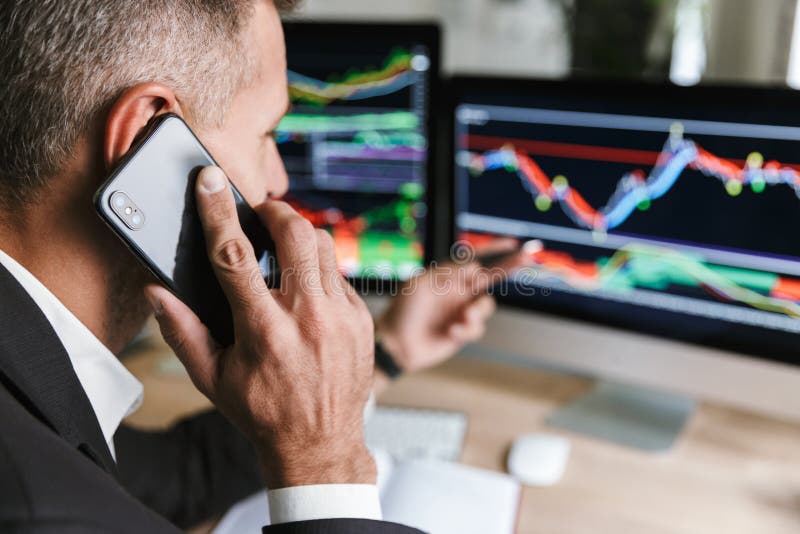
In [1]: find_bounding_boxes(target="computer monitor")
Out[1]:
[277,22,439,281]
[451,77,800,426]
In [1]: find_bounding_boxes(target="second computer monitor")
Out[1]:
[452,77,800,365]
[278,22,439,281]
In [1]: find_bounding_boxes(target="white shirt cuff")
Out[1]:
[267,484,382,524]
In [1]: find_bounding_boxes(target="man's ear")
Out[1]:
[104,83,184,171]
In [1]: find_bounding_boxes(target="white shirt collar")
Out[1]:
[0,249,143,460]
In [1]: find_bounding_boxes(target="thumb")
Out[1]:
[144,284,219,398]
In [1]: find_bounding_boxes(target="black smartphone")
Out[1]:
[94,113,278,346]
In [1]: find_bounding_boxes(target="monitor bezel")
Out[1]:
[281,21,441,293]
[447,75,800,366]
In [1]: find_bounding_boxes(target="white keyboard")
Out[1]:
[365,406,468,462]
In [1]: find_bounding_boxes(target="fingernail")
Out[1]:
[523,239,544,254]
[198,166,227,194]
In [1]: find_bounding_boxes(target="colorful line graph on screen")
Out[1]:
[286,185,425,277]
[288,49,415,105]
[288,192,423,236]
[464,126,800,232]
[462,232,800,318]
[277,111,419,135]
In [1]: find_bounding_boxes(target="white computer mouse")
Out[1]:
[507,433,571,487]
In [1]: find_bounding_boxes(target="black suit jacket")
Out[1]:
[0,262,421,533]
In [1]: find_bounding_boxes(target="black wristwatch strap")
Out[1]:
[374,340,403,380]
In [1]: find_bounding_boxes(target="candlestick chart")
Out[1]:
[278,40,431,280]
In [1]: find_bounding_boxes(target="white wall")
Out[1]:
[704,0,796,83]
[290,0,571,77]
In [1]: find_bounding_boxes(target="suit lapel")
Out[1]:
[0,262,118,477]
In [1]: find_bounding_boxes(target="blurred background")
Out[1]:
[289,0,800,87]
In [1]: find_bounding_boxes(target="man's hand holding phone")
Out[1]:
[144,166,376,489]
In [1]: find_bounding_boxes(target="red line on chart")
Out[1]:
[464,134,800,173]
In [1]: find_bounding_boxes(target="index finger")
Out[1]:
[195,166,275,319]
[471,246,536,293]
[474,237,520,256]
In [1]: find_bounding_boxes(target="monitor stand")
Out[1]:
[546,381,695,452]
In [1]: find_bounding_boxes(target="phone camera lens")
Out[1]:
[110,191,145,231]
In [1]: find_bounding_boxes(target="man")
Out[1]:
[0,0,521,532]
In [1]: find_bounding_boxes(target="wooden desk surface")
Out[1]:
[124,336,800,534]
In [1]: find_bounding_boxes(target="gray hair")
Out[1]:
[0,0,297,208]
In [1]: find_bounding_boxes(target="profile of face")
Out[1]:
[99,1,290,348]
[193,1,291,207]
